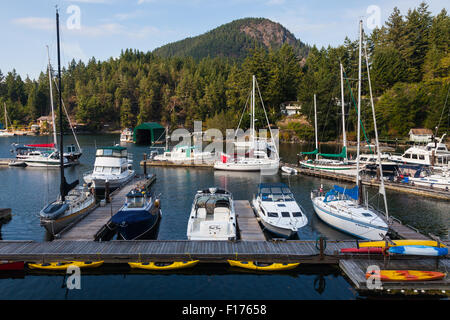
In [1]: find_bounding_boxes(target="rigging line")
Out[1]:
[254,78,279,159]
[342,65,372,153]
[52,76,82,152]
[435,83,450,136]
[236,88,252,134]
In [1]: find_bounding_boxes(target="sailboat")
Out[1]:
[0,103,15,137]
[299,68,357,174]
[213,75,279,172]
[39,9,96,236]
[311,20,389,240]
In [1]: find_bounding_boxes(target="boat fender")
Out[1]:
[154,199,160,208]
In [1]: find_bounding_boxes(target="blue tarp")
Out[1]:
[324,185,359,202]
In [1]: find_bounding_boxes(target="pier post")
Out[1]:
[105,181,110,204]
[143,153,147,175]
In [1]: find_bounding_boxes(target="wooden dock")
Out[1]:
[55,174,156,241]
[291,164,450,201]
[235,200,266,241]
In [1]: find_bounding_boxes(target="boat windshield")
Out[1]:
[260,186,294,202]
[127,195,145,208]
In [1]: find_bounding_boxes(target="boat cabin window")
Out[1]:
[111,167,120,174]
[362,212,372,217]
[404,153,411,158]
[94,166,103,173]
[267,212,278,218]
[412,154,418,159]
[292,212,303,217]
[127,196,145,208]
[419,155,425,160]
[281,212,290,218]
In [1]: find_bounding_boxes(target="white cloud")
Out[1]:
[12,17,54,31]
[61,42,88,61]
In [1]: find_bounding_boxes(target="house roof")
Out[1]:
[409,128,433,135]
[37,116,52,121]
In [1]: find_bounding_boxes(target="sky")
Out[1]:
[0,0,447,80]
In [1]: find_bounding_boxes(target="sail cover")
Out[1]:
[319,147,347,158]
[332,185,359,201]
[301,149,318,155]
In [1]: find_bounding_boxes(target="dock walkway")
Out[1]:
[56,174,156,241]
[235,200,266,241]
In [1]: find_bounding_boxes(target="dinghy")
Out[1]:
[281,166,297,175]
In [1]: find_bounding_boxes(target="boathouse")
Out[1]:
[133,122,166,145]
[409,128,433,143]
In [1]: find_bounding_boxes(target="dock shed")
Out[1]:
[133,122,166,145]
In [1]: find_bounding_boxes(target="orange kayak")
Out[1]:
[366,270,446,282]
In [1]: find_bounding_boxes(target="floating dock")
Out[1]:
[235,200,266,241]
[55,174,156,241]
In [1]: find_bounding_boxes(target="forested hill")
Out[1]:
[152,18,309,60]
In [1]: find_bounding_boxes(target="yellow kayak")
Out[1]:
[359,240,447,248]
[228,260,300,271]
[366,270,446,282]
[128,261,199,271]
[28,261,104,270]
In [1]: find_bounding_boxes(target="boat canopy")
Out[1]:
[318,146,347,158]
[324,185,359,202]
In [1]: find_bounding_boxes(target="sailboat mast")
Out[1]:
[314,94,318,161]
[47,46,58,148]
[364,36,389,221]
[56,8,65,202]
[251,75,256,148]
[340,63,347,161]
[356,20,363,190]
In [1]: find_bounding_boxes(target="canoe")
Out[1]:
[128,261,199,271]
[340,247,383,254]
[388,245,448,257]
[0,261,24,271]
[358,240,447,248]
[228,260,300,271]
[366,270,446,282]
[28,261,104,270]
[281,166,297,175]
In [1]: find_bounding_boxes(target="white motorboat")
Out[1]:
[40,10,96,236]
[187,188,236,241]
[409,168,450,190]
[214,150,279,172]
[120,128,134,143]
[153,145,215,164]
[83,145,135,190]
[252,183,308,238]
[13,144,70,167]
[311,21,389,240]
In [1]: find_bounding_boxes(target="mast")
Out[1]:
[356,20,363,193]
[251,75,256,149]
[340,63,347,161]
[3,103,7,131]
[56,8,65,202]
[364,35,389,221]
[46,45,58,148]
[314,94,318,161]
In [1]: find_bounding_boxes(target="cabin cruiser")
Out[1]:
[40,184,96,235]
[153,145,215,164]
[252,183,308,238]
[187,188,236,241]
[110,186,161,240]
[120,128,134,143]
[83,146,135,190]
[214,150,279,172]
[409,167,450,190]
[12,144,70,167]
[389,134,450,168]
[351,153,398,174]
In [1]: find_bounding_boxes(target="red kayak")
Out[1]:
[0,261,25,271]
[340,247,384,254]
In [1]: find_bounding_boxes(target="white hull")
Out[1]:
[409,176,450,190]
[311,197,387,240]
[84,171,135,189]
[299,161,357,174]
[214,159,279,172]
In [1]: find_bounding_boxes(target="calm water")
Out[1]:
[0,134,448,300]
